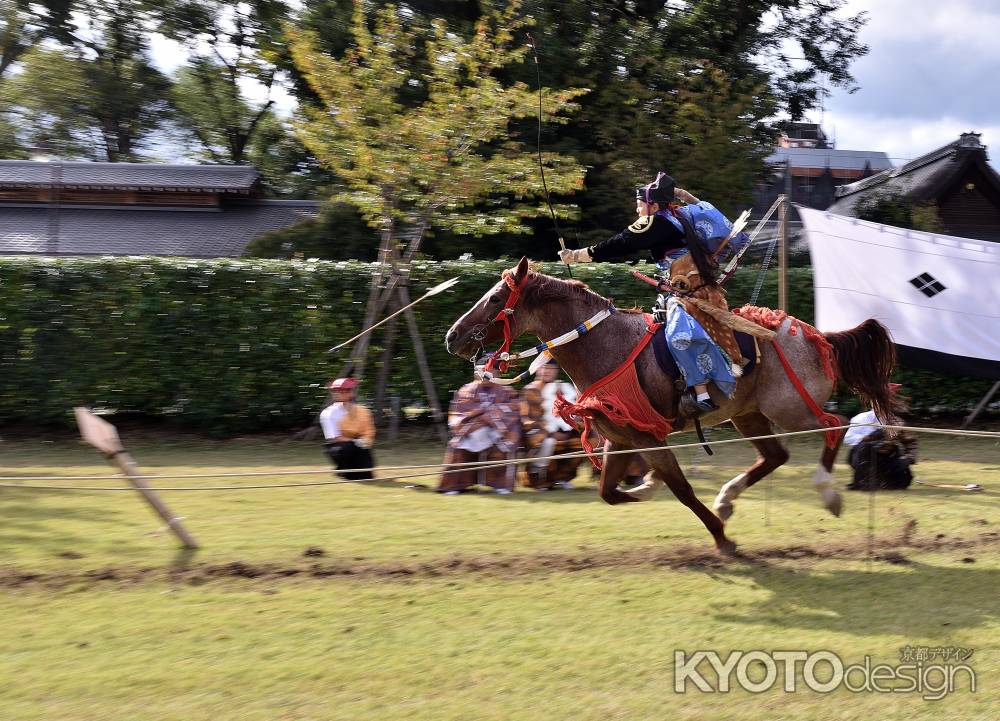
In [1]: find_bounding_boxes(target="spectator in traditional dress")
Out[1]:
[438,357,522,495]
[320,377,376,480]
[520,358,586,490]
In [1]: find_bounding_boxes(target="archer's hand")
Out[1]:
[559,247,592,265]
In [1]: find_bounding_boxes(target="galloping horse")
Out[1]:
[445,257,900,555]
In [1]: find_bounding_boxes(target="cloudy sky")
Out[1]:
[822,0,999,165]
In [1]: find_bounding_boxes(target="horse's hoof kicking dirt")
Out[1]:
[825,491,843,517]
[716,539,738,557]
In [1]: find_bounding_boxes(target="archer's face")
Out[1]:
[636,200,658,217]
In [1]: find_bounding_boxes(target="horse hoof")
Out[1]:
[620,481,656,502]
[714,501,734,522]
[716,538,738,557]
[823,490,843,517]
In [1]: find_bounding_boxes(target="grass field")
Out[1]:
[1,426,998,720]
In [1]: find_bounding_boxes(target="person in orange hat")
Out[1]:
[320,377,376,480]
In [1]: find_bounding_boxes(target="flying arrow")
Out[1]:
[328,277,460,352]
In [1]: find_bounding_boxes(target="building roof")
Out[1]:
[828,132,1000,215]
[0,201,320,257]
[0,160,261,193]
[765,147,893,172]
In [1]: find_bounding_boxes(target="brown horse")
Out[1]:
[445,257,900,555]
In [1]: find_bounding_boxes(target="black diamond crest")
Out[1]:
[909,273,947,298]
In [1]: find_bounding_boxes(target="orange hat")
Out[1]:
[328,377,359,391]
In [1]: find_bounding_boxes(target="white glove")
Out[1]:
[558,247,592,264]
[354,438,371,449]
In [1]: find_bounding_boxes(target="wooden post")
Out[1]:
[398,284,449,443]
[373,294,400,425]
[962,380,1000,429]
[389,394,402,442]
[74,408,199,549]
[777,193,789,311]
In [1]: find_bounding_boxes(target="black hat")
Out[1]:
[635,171,675,205]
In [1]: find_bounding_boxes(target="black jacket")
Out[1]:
[589,214,686,262]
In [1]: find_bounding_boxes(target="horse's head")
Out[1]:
[445,256,532,360]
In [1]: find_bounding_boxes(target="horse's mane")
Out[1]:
[522,269,645,314]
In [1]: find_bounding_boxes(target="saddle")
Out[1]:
[652,326,760,388]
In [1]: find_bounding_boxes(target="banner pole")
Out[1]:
[778,192,789,311]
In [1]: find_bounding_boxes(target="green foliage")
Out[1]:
[171,59,276,164]
[7,5,173,162]
[1,258,989,435]
[246,203,378,260]
[287,0,587,238]
[161,1,290,165]
[854,191,945,233]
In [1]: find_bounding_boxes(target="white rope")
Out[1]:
[0,423,995,492]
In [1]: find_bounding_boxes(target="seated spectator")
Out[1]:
[438,357,522,495]
[520,358,586,490]
[319,377,376,480]
[844,384,916,491]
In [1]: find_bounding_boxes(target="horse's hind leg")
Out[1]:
[712,411,790,522]
[813,415,849,517]
[643,448,736,556]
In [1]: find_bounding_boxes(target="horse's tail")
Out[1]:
[824,319,904,423]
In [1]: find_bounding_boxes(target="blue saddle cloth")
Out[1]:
[652,325,757,385]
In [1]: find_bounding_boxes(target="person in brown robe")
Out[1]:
[438,362,522,495]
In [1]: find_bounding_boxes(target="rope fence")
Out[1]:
[1,424,996,493]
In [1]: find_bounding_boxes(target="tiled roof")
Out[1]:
[827,133,1000,216]
[0,161,260,192]
[0,201,320,257]
[765,147,893,172]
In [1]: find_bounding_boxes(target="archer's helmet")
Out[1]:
[636,171,675,205]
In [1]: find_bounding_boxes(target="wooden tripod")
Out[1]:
[339,216,448,442]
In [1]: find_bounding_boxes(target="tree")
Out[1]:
[288,1,585,241]
[855,191,945,234]
[0,0,75,80]
[159,1,289,164]
[0,0,76,157]
[503,0,869,243]
[7,1,172,161]
[286,0,586,426]
[171,59,276,164]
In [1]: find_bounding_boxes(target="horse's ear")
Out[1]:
[514,256,530,283]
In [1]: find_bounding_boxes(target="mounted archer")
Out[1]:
[445,259,902,555]
[559,171,754,415]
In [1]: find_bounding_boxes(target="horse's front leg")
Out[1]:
[642,446,737,556]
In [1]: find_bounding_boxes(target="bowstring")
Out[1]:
[527,32,573,279]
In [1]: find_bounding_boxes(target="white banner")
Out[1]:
[799,207,1000,377]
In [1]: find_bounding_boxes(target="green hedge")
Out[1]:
[0,257,991,434]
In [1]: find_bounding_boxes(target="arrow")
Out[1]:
[329,277,460,352]
[711,209,752,262]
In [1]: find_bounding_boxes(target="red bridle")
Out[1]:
[483,270,529,373]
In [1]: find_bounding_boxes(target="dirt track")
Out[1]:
[2,524,996,590]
